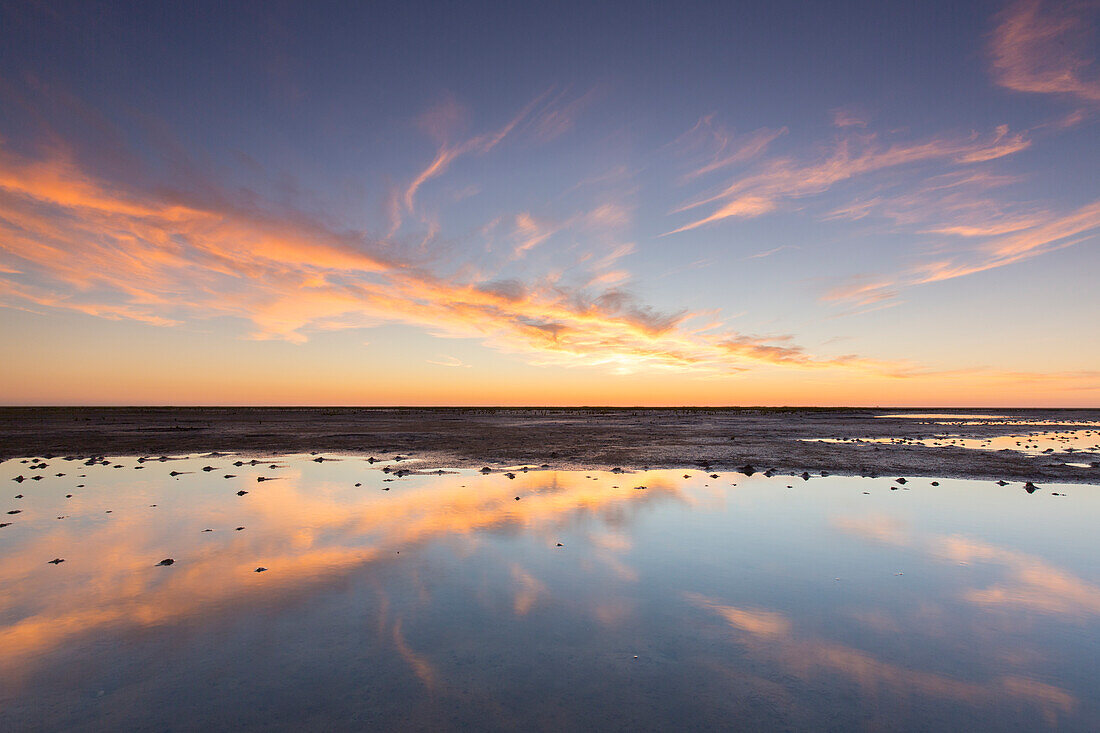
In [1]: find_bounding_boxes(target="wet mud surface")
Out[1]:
[1,407,1097,483]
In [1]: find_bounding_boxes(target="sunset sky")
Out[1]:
[0,0,1097,406]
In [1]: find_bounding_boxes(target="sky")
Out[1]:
[0,0,1097,406]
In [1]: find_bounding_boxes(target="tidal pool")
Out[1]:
[1,454,1098,730]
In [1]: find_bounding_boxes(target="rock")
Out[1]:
[0,523,10,528]
[6,510,21,515]
[237,490,248,496]
[156,558,174,566]
[931,481,939,486]
[480,467,492,473]
[996,480,1008,486]
[515,496,521,501]
[1024,482,1039,494]
[48,558,65,564]
[556,543,564,547]
[800,472,810,480]
[895,478,907,484]
[235,527,245,531]
[255,567,267,573]
[224,474,236,479]
[505,473,516,479]
[14,494,22,499]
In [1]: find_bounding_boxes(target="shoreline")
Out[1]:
[2,407,1097,484]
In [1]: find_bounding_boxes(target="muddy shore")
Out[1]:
[1,407,1097,483]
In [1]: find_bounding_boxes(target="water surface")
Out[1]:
[1,454,1098,730]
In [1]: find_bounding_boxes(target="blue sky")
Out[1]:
[0,0,1097,404]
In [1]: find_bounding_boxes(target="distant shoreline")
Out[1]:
[2,407,1097,484]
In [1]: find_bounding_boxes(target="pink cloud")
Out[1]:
[990,0,1100,103]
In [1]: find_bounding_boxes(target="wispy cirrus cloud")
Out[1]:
[824,199,1100,306]
[400,86,598,228]
[427,355,472,368]
[671,114,788,183]
[990,0,1100,104]
[667,124,1031,234]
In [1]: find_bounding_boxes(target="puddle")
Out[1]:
[1,454,1098,730]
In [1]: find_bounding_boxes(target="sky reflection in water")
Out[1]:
[1,455,1099,730]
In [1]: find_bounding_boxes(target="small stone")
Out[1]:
[156,558,174,566]
[48,558,65,564]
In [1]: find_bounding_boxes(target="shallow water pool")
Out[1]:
[1,454,1098,730]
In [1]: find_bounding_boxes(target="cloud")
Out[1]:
[401,86,597,226]
[0,143,909,377]
[402,91,552,215]
[427,355,471,368]
[745,244,798,260]
[667,125,1031,234]
[990,0,1100,103]
[830,107,869,128]
[672,115,788,183]
[824,199,1100,305]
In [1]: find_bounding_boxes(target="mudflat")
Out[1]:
[2,407,1097,483]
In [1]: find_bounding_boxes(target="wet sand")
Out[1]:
[2,407,1097,483]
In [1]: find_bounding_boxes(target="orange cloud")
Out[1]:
[0,143,917,378]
